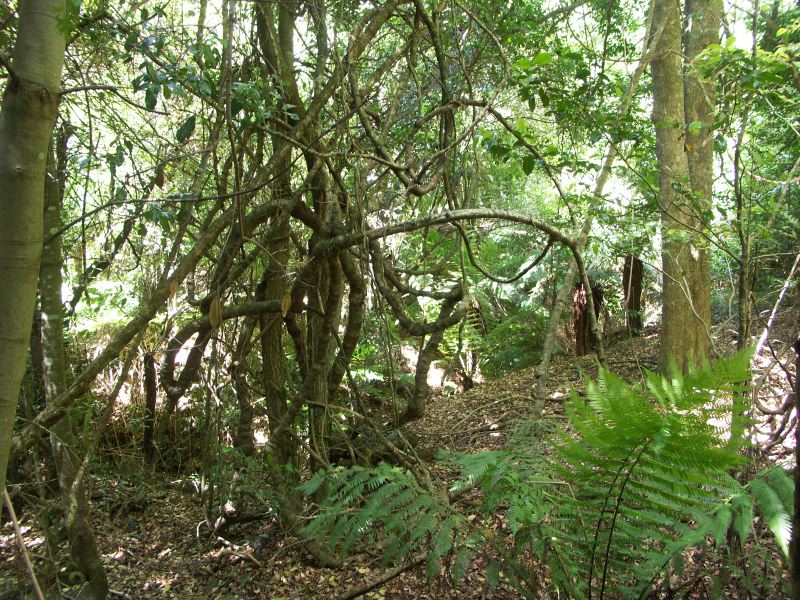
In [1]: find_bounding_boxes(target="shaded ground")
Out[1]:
[0,313,795,599]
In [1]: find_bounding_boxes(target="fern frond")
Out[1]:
[750,477,792,557]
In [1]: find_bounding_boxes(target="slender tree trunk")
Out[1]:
[41,141,108,598]
[622,255,644,336]
[402,296,456,425]
[792,335,800,600]
[0,0,67,492]
[307,253,344,467]
[232,319,257,456]
[684,0,719,346]
[259,216,292,466]
[143,352,158,464]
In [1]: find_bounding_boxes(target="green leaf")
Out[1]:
[176,115,196,142]
[533,52,553,65]
[709,504,732,547]
[145,85,159,110]
[486,561,501,588]
[751,478,791,557]
[764,467,794,511]
[522,155,537,175]
[731,494,753,545]
[515,58,533,70]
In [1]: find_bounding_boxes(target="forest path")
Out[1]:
[409,330,660,460]
[1,319,793,599]
[100,331,660,600]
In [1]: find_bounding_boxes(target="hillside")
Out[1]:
[2,315,794,599]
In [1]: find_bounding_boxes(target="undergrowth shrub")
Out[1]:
[477,305,548,377]
[300,349,793,598]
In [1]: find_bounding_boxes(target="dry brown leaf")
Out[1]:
[154,167,165,189]
[281,292,292,317]
[209,295,223,328]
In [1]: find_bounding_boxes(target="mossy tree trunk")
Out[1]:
[0,0,67,492]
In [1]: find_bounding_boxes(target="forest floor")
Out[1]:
[0,312,795,599]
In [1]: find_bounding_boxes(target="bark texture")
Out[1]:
[0,0,67,491]
[792,336,800,600]
[143,352,158,464]
[573,281,603,356]
[651,0,716,373]
[684,0,719,349]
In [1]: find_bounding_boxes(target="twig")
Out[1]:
[0,51,16,81]
[60,84,169,114]
[215,537,263,567]
[3,489,45,600]
[335,554,426,600]
[754,251,800,358]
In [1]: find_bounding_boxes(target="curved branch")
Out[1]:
[370,241,465,337]
[317,208,577,254]
[453,221,554,284]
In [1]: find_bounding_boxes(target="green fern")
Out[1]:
[749,469,793,557]
[299,462,464,575]
[450,349,757,599]
[534,351,755,599]
[299,350,791,599]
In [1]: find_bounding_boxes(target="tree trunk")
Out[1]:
[232,320,257,456]
[792,335,800,600]
[0,0,67,493]
[40,140,108,598]
[573,281,603,357]
[259,216,293,466]
[622,254,644,336]
[684,0,719,346]
[651,0,714,373]
[143,352,158,464]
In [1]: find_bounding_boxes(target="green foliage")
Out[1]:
[301,350,793,599]
[476,349,790,598]
[748,469,793,557]
[476,305,549,377]
[299,463,465,574]
[519,351,755,598]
